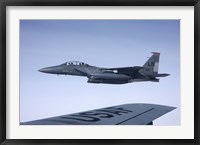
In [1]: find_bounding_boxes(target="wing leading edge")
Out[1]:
[21,104,176,125]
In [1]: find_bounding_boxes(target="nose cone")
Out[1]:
[38,68,48,73]
[38,66,61,74]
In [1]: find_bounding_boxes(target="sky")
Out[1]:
[20,20,180,125]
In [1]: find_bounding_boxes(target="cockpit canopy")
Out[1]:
[63,61,88,66]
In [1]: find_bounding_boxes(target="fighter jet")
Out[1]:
[39,52,170,84]
[21,103,176,125]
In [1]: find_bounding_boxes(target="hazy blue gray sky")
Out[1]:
[20,20,180,125]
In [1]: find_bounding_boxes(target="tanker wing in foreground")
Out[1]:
[21,103,176,125]
[39,52,170,84]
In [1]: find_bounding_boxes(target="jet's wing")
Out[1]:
[21,104,176,125]
[75,67,143,78]
[101,66,143,75]
[103,66,143,71]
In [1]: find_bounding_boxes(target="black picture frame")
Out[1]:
[0,0,199,145]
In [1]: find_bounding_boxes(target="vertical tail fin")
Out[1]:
[139,52,160,76]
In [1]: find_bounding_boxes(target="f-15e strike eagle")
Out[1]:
[39,52,170,84]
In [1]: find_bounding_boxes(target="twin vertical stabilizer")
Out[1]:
[139,52,169,78]
[139,52,160,76]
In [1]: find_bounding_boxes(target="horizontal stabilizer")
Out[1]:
[21,104,176,125]
[156,73,170,77]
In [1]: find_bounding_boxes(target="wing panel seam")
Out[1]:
[116,108,154,125]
